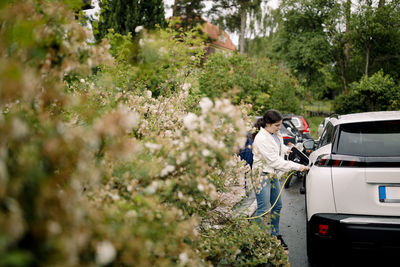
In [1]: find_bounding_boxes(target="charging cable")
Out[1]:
[245,170,296,220]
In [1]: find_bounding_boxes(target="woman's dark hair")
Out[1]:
[251,109,283,139]
[263,109,283,124]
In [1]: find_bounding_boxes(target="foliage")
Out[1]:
[256,0,400,104]
[199,52,302,115]
[94,0,166,41]
[269,0,339,99]
[198,219,289,266]
[333,70,400,114]
[208,0,266,53]
[349,1,400,80]
[171,0,206,31]
[0,0,289,266]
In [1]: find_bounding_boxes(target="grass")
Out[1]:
[307,116,325,139]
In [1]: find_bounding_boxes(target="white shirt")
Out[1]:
[252,127,301,178]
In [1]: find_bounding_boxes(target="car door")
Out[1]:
[306,122,337,220]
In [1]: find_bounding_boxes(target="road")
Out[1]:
[280,175,310,267]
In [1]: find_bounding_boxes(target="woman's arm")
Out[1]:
[257,138,301,172]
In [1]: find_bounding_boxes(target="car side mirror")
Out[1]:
[303,139,315,150]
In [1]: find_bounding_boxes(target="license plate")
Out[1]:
[379,186,400,203]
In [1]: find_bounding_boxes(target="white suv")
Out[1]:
[304,111,400,263]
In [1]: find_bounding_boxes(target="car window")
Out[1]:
[291,117,301,128]
[335,120,400,157]
[282,119,300,136]
[318,122,335,148]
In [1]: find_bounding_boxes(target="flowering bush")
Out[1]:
[0,1,289,266]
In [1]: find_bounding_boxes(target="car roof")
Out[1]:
[329,111,400,126]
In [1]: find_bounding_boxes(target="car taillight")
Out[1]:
[318,224,329,236]
[315,154,363,167]
[301,117,310,133]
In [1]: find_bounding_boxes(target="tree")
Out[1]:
[208,0,265,53]
[94,0,166,41]
[349,1,400,80]
[172,0,205,30]
[271,0,339,98]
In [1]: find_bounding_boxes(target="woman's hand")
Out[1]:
[299,165,309,172]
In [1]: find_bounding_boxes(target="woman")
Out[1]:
[252,109,308,250]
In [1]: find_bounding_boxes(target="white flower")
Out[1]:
[183,113,198,131]
[109,193,120,201]
[197,184,205,192]
[96,241,116,265]
[80,78,85,83]
[120,110,140,130]
[135,25,144,32]
[160,165,175,177]
[11,118,28,139]
[145,181,159,194]
[179,252,189,265]
[146,90,152,98]
[199,97,213,114]
[182,83,191,91]
[202,149,210,157]
[144,142,162,153]
[125,210,137,219]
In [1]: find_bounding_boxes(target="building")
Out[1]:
[202,21,236,55]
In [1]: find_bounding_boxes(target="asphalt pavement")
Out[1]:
[280,174,311,267]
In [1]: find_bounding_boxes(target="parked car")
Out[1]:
[281,117,302,145]
[317,116,330,140]
[304,111,400,263]
[284,114,313,140]
[254,116,302,146]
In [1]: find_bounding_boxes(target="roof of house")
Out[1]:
[202,21,236,51]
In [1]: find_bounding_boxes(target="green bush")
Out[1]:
[199,52,302,115]
[334,70,400,114]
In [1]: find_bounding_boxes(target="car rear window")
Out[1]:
[336,120,400,157]
[291,117,301,128]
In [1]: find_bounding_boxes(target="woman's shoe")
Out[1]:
[276,235,288,250]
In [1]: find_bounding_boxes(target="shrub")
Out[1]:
[0,1,289,265]
[199,52,302,115]
[334,70,400,114]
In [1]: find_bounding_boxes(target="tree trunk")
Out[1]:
[365,44,370,77]
[344,0,351,92]
[240,10,246,54]
[173,0,178,17]
[345,0,351,65]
